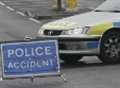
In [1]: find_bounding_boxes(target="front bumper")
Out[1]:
[37,35,101,55]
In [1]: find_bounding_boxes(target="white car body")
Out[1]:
[37,0,120,63]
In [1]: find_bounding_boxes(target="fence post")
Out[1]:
[52,0,64,10]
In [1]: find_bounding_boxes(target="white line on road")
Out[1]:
[16,11,26,16]
[29,18,41,23]
[0,2,6,6]
[6,6,15,11]
[0,1,41,24]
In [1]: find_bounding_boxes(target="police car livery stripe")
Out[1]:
[87,22,113,35]
[113,22,120,28]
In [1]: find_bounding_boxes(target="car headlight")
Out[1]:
[62,26,90,35]
[38,28,44,36]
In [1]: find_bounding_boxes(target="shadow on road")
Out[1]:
[61,61,120,69]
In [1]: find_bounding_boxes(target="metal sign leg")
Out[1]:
[60,74,67,82]
[0,78,3,81]
[30,76,34,83]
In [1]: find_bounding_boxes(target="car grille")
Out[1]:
[44,30,62,36]
[59,41,83,50]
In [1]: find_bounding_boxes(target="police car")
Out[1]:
[37,0,120,64]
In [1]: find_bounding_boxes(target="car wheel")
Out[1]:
[60,54,83,63]
[99,30,120,64]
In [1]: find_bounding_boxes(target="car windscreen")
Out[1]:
[95,0,120,12]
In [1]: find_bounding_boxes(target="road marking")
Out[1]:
[0,1,41,24]
[6,6,15,11]
[29,18,41,23]
[0,2,6,6]
[16,11,26,16]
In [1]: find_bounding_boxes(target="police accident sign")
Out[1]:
[1,40,60,79]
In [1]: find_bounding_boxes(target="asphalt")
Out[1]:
[1,56,120,88]
[0,0,105,42]
[0,5,40,41]
[0,1,120,88]
[0,0,105,19]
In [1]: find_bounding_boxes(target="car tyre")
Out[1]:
[99,30,120,64]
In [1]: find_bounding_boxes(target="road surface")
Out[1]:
[0,1,120,88]
[0,0,104,17]
[0,5,40,41]
[0,56,120,88]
